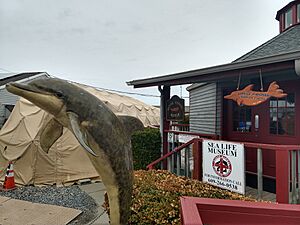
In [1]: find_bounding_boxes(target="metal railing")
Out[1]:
[147,138,197,179]
[165,129,217,178]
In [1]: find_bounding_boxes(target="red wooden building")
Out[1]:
[128,1,300,204]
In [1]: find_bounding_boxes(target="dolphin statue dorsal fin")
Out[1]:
[117,115,144,137]
[40,118,63,153]
[67,111,98,157]
[242,84,254,91]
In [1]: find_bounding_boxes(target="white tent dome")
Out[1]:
[0,84,160,185]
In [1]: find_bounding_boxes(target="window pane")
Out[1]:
[285,108,295,135]
[232,104,251,132]
[270,98,277,107]
[269,108,277,134]
[245,108,251,121]
[278,99,286,107]
[277,108,285,119]
[270,108,277,122]
[285,8,293,28]
[269,93,295,136]
[298,4,300,23]
[287,93,295,107]
[277,108,285,135]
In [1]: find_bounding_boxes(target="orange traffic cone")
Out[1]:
[1,162,16,191]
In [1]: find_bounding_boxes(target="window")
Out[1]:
[298,4,300,23]
[269,94,295,136]
[232,104,252,132]
[285,8,293,29]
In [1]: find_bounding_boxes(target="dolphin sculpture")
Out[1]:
[224,81,287,106]
[6,78,144,225]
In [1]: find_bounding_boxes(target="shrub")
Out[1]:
[129,170,255,224]
[103,170,256,224]
[131,128,161,170]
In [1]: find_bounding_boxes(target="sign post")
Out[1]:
[202,140,245,194]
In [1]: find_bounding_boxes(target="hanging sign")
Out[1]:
[202,140,245,194]
[166,95,185,121]
[224,81,287,106]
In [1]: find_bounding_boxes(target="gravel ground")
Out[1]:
[0,185,98,225]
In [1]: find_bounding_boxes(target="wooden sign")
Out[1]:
[166,95,185,121]
[224,81,287,106]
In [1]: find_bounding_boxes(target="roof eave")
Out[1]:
[0,72,50,88]
[127,51,300,88]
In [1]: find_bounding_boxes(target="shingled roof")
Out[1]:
[234,24,300,62]
[0,72,46,86]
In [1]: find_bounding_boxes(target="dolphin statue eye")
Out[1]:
[55,91,63,98]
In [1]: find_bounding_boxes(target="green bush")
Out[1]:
[131,128,161,170]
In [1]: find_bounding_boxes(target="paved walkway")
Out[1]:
[0,196,81,225]
[245,186,276,202]
[79,182,109,225]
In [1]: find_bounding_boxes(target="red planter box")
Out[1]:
[180,197,300,225]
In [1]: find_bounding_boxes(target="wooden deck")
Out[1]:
[245,186,276,202]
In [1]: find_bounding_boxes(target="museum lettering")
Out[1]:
[207,142,237,157]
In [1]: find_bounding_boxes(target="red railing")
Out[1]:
[148,133,300,204]
[147,138,198,170]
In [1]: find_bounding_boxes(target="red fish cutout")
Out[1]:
[224,81,287,106]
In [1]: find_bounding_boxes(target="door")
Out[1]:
[223,80,300,177]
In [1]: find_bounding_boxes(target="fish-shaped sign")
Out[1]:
[224,81,287,106]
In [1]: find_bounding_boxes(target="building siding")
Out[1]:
[215,82,223,137]
[0,105,5,127]
[0,88,20,105]
[189,83,218,135]
[0,74,48,128]
[0,88,19,127]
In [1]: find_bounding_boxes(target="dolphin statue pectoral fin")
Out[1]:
[40,118,63,153]
[67,111,98,157]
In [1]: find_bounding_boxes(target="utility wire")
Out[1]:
[0,67,13,73]
[88,85,189,99]
[95,86,160,97]
[0,71,189,99]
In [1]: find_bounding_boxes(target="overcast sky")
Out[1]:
[0,0,292,105]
